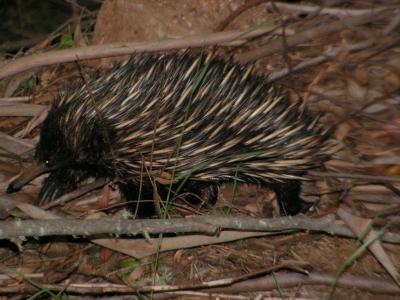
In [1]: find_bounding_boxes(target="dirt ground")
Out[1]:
[0,0,400,299]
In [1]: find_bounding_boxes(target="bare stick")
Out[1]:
[0,96,31,102]
[0,26,282,80]
[268,2,397,17]
[1,271,399,295]
[207,271,400,294]
[1,212,400,244]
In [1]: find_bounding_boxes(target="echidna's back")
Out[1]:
[53,52,330,185]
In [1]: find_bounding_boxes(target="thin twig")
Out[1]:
[310,171,400,183]
[268,39,375,82]
[215,0,266,31]
[0,96,31,102]
[237,9,391,63]
[383,10,400,35]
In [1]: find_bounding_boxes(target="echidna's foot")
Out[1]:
[118,180,157,217]
[37,168,89,205]
[271,180,310,216]
[179,181,219,207]
[119,180,219,216]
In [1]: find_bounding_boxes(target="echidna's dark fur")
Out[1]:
[34,51,331,215]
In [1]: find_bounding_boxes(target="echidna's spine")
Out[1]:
[50,52,330,183]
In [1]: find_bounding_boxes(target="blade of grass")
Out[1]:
[326,215,385,300]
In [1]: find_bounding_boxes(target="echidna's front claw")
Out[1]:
[37,168,87,205]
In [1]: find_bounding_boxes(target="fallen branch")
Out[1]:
[0,25,284,80]
[207,271,400,295]
[0,271,399,295]
[268,2,397,17]
[1,210,400,244]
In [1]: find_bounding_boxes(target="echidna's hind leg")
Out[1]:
[119,180,219,215]
[272,180,312,215]
[118,180,156,217]
[178,180,219,207]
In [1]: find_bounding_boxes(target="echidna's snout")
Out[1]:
[7,163,51,194]
[6,182,19,193]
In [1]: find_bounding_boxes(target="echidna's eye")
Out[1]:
[45,160,52,168]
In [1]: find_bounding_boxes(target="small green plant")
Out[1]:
[57,34,73,49]
[120,258,140,269]
[20,79,34,90]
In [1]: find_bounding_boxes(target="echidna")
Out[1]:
[7,51,331,215]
